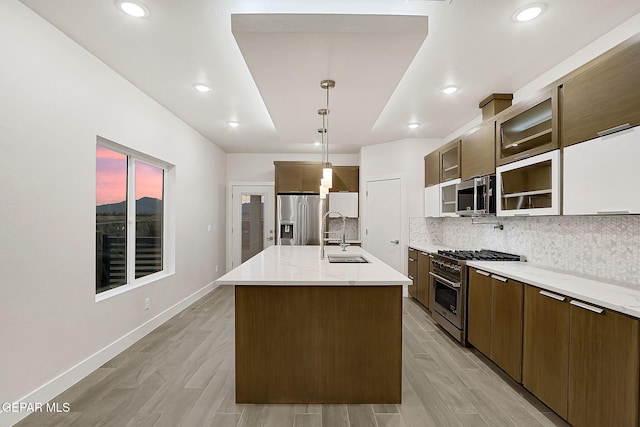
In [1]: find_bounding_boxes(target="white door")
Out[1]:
[230,185,275,269]
[365,178,402,272]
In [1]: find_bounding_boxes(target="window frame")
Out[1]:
[95,137,175,302]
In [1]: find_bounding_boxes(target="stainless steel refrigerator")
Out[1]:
[277,195,322,245]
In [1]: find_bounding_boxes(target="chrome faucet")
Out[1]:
[321,211,348,259]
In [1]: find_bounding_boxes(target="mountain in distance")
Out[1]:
[97,197,162,215]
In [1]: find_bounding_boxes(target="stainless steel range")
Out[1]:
[429,249,523,345]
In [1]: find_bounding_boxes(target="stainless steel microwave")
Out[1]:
[456,175,496,216]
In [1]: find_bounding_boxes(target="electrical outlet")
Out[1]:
[144,298,150,310]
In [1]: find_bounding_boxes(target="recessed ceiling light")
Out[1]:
[408,123,421,129]
[193,83,212,93]
[117,1,149,18]
[513,3,545,22]
[227,121,239,128]
[441,86,458,95]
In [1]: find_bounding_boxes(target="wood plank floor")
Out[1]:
[16,285,569,427]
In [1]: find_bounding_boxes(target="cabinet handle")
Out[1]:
[539,290,566,302]
[491,274,508,282]
[408,275,414,280]
[514,213,530,217]
[429,255,434,258]
[596,210,630,215]
[596,123,631,137]
[570,300,603,314]
[408,257,415,262]
[421,252,429,255]
[476,270,491,277]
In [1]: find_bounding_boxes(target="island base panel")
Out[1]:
[235,285,402,404]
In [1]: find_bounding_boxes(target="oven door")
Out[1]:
[429,271,463,329]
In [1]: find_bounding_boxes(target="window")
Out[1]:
[96,142,169,295]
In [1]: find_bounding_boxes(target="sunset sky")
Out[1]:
[96,146,163,206]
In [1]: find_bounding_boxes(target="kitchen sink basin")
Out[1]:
[327,254,370,263]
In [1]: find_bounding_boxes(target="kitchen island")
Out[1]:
[215,245,411,404]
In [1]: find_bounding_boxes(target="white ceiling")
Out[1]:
[19,0,640,154]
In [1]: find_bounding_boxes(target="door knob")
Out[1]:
[390,240,399,244]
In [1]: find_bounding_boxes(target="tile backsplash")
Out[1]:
[409,216,640,289]
[327,217,360,241]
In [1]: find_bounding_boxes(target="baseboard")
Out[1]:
[1,282,217,427]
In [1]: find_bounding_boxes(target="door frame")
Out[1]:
[226,181,275,271]
[361,173,406,275]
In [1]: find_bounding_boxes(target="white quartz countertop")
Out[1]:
[466,261,640,319]
[215,245,411,286]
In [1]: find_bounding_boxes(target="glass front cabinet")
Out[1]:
[496,150,560,216]
[496,89,558,167]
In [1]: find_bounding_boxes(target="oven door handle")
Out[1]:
[429,272,461,288]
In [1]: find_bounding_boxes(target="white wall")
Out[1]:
[226,152,359,183]
[360,139,442,218]
[0,0,226,419]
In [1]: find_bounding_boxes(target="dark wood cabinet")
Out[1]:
[440,140,461,182]
[416,252,430,309]
[407,249,417,299]
[467,268,493,357]
[274,161,326,194]
[330,166,359,192]
[490,274,523,382]
[568,300,640,427]
[275,163,303,194]
[424,151,439,187]
[301,164,323,193]
[461,121,495,180]
[562,35,640,148]
[522,286,569,419]
[467,268,523,382]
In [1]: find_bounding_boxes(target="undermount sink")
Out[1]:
[327,254,370,264]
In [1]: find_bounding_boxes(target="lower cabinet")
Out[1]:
[407,248,432,310]
[407,249,417,299]
[416,251,431,309]
[467,268,492,356]
[522,286,570,419]
[490,274,523,382]
[518,284,640,427]
[467,268,523,382]
[568,300,640,427]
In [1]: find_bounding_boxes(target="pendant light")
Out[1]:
[320,79,335,189]
[318,119,328,199]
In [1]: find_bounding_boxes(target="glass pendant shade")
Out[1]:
[323,167,333,188]
[319,185,328,199]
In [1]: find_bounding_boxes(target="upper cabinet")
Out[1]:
[496,89,558,167]
[274,161,324,194]
[562,36,640,148]
[461,120,495,180]
[331,166,359,192]
[424,151,440,187]
[564,126,640,215]
[497,150,561,217]
[440,140,461,182]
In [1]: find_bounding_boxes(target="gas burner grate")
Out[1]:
[437,249,522,261]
